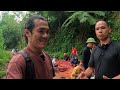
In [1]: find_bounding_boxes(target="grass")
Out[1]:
[0,62,7,78]
[0,49,11,78]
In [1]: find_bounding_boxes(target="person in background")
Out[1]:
[70,47,78,65]
[63,53,70,61]
[52,56,59,71]
[71,61,85,79]
[70,56,80,66]
[11,48,18,55]
[70,47,78,59]
[81,37,96,70]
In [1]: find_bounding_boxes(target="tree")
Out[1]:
[61,11,105,40]
[0,30,4,49]
[0,13,22,49]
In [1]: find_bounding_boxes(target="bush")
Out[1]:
[0,49,11,62]
[0,49,11,78]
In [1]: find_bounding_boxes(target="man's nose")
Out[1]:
[98,29,102,33]
[43,32,49,37]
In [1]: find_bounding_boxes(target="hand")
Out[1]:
[103,75,110,79]
[76,71,88,79]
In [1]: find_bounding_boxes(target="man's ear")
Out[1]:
[109,29,112,34]
[108,26,112,34]
[24,29,31,37]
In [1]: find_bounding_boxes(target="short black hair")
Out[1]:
[24,16,47,44]
[95,19,110,28]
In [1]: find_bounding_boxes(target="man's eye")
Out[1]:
[101,26,106,29]
[38,29,44,33]
[95,28,99,30]
[39,30,44,33]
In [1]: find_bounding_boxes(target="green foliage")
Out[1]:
[3,30,21,49]
[0,49,11,62]
[17,38,27,50]
[110,20,120,41]
[62,11,105,29]
[0,30,4,49]
[48,52,65,60]
[88,11,105,16]
[0,13,22,49]
[17,18,28,50]
[0,49,11,78]
[0,70,6,78]
[102,11,120,41]
[44,25,85,60]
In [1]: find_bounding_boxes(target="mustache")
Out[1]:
[39,38,48,42]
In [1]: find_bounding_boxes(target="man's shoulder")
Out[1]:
[82,47,88,51]
[112,40,120,45]
[110,40,120,50]
[82,47,91,53]
[9,53,25,64]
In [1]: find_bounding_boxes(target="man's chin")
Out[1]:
[98,37,104,40]
[99,38,107,41]
[39,44,47,48]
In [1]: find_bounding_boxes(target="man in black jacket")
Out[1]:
[82,37,96,70]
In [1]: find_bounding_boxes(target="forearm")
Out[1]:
[84,67,94,78]
[112,74,120,79]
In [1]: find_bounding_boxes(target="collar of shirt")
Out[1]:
[25,46,45,61]
[98,38,113,49]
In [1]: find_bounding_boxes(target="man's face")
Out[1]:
[93,43,96,48]
[29,19,49,49]
[95,21,111,41]
[87,42,93,48]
